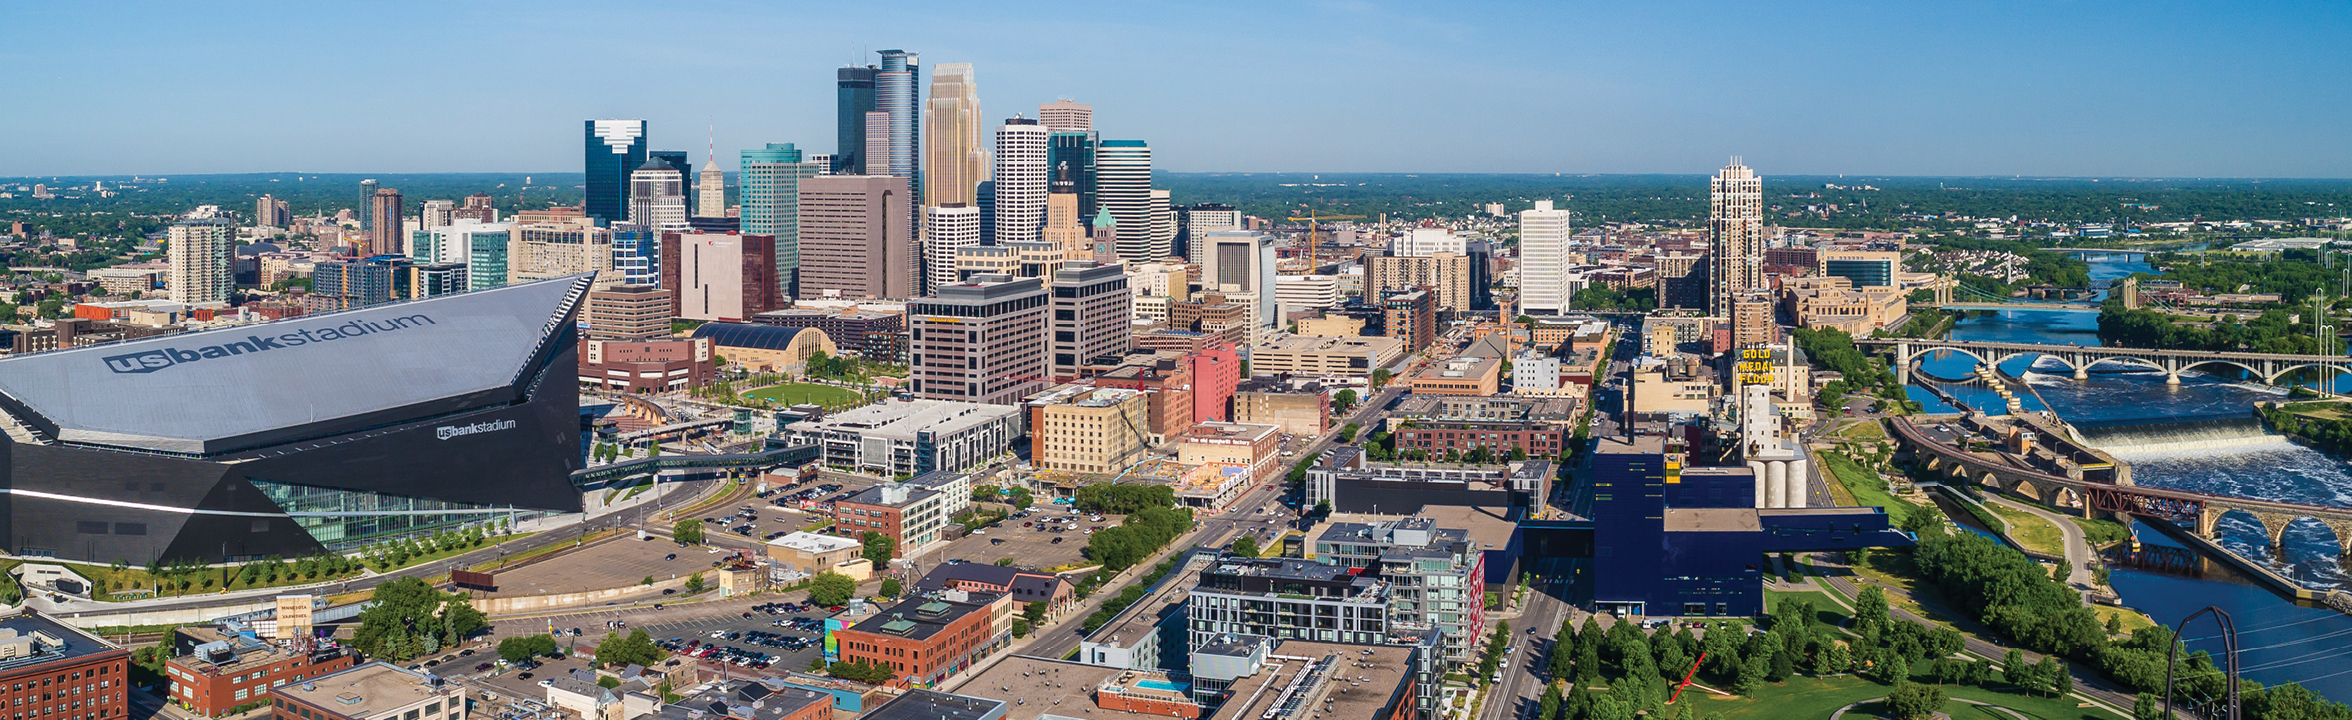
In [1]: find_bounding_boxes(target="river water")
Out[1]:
[1902,257,2352,701]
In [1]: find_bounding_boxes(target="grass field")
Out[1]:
[1981,501,2066,558]
[1761,589,1857,638]
[1703,673,2125,720]
[1821,452,1925,529]
[742,383,862,408]
[2068,517,2130,547]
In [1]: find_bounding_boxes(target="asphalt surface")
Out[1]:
[1480,590,1571,720]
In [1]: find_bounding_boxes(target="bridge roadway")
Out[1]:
[1887,417,2352,557]
[1931,302,2100,312]
[1862,337,2352,386]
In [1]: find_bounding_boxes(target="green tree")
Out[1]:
[683,572,706,594]
[861,531,896,566]
[351,577,485,661]
[1334,389,1359,413]
[1884,683,1947,720]
[2133,694,2165,720]
[827,660,895,684]
[1855,585,1891,631]
[1371,368,1393,388]
[1013,618,1032,638]
[1876,655,1911,686]
[879,578,902,597]
[592,628,663,668]
[1232,535,1259,557]
[808,571,856,606]
[498,635,558,663]
[1539,683,1563,720]
[674,519,705,545]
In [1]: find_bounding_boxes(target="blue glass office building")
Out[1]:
[836,66,877,175]
[586,120,648,223]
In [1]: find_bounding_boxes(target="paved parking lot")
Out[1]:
[695,475,888,544]
[487,537,731,596]
[632,602,835,675]
[925,505,1117,569]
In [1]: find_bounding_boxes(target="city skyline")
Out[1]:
[6,2,2352,178]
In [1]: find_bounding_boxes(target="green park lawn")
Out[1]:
[742,382,862,408]
[1702,673,2124,720]
[1820,452,1925,529]
[1980,501,2066,558]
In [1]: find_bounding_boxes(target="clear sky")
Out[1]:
[5,1,2349,178]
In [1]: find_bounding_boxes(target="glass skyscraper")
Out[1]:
[1048,130,1099,226]
[836,66,877,174]
[741,143,818,297]
[876,50,921,205]
[585,119,648,223]
[649,150,692,217]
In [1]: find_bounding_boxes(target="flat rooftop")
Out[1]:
[1663,508,1763,533]
[768,531,861,554]
[0,611,120,672]
[785,398,1019,441]
[955,656,1232,720]
[1208,640,1415,720]
[272,662,449,718]
[863,689,1006,720]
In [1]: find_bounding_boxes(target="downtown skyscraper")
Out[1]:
[991,117,1048,244]
[1098,140,1161,261]
[836,66,878,174]
[1518,199,1575,314]
[924,62,984,208]
[628,157,688,231]
[875,50,922,205]
[1708,159,1764,318]
[586,119,648,223]
[740,143,820,297]
[167,217,235,303]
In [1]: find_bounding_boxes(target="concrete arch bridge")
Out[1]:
[1861,338,2352,387]
[1889,418,2352,559]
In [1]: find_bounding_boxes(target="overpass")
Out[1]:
[569,442,819,488]
[1888,417,2352,557]
[2051,248,2152,261]
[1860,337,2352,386]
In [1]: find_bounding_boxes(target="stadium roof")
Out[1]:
[0,275,592,455]
[689,322,816,351]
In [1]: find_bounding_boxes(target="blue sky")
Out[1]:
[5,1,2349,177]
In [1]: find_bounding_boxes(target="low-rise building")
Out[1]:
[1779,276,1904,336]
[1303,446,1552,515]
[577,337,715,393]
[1529,316,1609,351]
[0,611,129,720]
[1629,354,1715,419]
[784,399,1024,477]
[765,532,868,579]
[270,663,459,720]
[1186,556,1390,649]
[1027,385,1150,475]
[1177,422,1282,487]
[753,307,905,362]
[834,473,965,552]
[1510,350,1562,394]
[1389,395,1577,460]
[833,592,1011,686]
[688,322,839,373]
[1230,379,1328,437]
[167,624,359,716]
[1247,335,1404,378]
[1403,356,1500,396]
[1290,315,1364,338]
[654,680,831,720]
[913,563,1076,614]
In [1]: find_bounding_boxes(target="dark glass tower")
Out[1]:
[585,119,648,224]
[836,66,877,175]
[649,150,691,218]
[1047,131,1098,226]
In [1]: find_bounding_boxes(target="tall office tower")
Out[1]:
[1042,170,1086,260]
[1150,190,1176,260]
[1519,199,1575,314]
[255,195,291,228]
[835,65,877,174]
[875,49,921,204]
[1180,203,1241,260]
[648,150,692,215]
[420,199,455,231]
[509,219,616,283]
[923,204,982,295]
[923,63,984,208]
[585,284,676,341]
[627,157,688,230]
[799,174,914,300]
[1038,99,1092,131]
[975,180,996,244]
[1048,132,1099,222]
[1199,231,1278,334]
[610,225,659,286]
[1049,261,1134,376]
[585,120,648,224]
[991,117,1049,244]
[739,143,818,297]
[357,179,379,239]
[659,231,780,321]
[365,188,405,256]
[696,155,727,218]
[1709,159,1764,318]
[908,274,1051,406]
[421,220,514,291]
[863,111,891,185]
[167,217,235,303]
[1098,140,1157,260]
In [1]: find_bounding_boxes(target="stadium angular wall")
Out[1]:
[0,275,594,564]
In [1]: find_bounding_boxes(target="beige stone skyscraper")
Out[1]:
[923,63,985,207]
[1039,100,1092,131]
[1709,159,1764,318]
[697,156,726,218]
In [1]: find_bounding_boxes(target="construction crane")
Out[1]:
[1285,210,1367,266]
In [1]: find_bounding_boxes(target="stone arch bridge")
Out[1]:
[1862,338,2352,386]
[1889,418,2352,558]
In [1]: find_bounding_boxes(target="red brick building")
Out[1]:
[166,626,357,716]
[0,611,130,720]
[578,337,716,393]
[1090,354,1195,440]
[833,594,1006,686]
[1186,340,1241,424]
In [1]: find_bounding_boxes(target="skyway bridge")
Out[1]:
[1859,337,2352,386]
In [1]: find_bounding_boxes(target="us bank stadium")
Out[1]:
[0,275,597,564]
